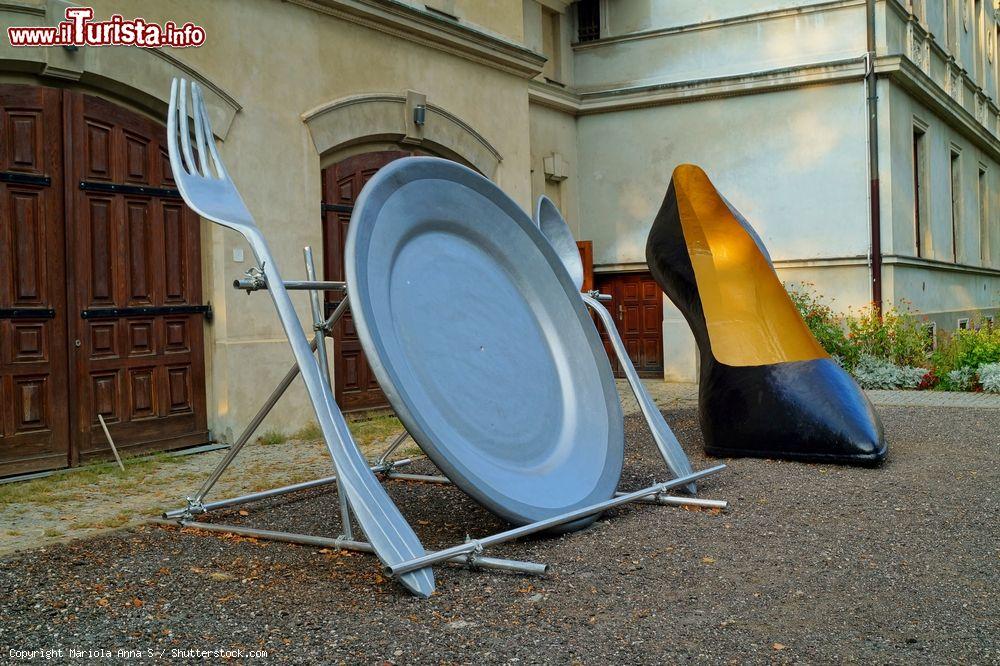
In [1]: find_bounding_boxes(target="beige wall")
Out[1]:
[528,103,579,230]
[575,83,871,268]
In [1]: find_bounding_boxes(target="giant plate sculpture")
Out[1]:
[345,157,624,527]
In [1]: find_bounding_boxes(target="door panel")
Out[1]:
[321,151,412,412]
[594,272,664,378]
[0,85,69,476]
[67,92,207,462]
[577,240,594,292]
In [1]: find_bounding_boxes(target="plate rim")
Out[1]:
[344,156,623,525]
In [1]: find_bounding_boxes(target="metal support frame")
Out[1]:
[159,256,728,591]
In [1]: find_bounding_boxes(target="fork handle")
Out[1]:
[582,293,696,494]
[246,230,435,597]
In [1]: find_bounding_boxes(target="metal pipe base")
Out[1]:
[386,464,726,577]
[162,458,414,520]
[152,519,548,576]
[614,491,728,510]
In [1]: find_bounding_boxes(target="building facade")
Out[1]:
[528,0,1000,381]
[0,0,997,476]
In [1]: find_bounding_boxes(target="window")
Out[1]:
[957,317,971,330]
[979,165,990,264]
[913,126,928,257]
[577,0,600,43]
[951,148,962,263]
[975,0,984,81]
[947,0,957,52]
[541,7,562,83]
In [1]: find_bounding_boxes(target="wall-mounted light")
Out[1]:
[413,104,426,126]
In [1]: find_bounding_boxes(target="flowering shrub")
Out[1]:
[931,326,1000,380]
[784,282,997,392]
[844,301,929,368]
[785,283,855,365]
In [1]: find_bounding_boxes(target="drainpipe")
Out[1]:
[865,0,883,314]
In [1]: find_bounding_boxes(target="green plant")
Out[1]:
[851,355,926,390]
[256,429,287,446]
[785,282,856,366]
[931,325,1000,384]
[978,363,1000,393]
[291,421,322,441]
[845,301,929,368]
[944,366,978,392]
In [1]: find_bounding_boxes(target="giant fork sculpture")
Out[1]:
[166,78,435,597]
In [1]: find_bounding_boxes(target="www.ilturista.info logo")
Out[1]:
[7,7,206,48]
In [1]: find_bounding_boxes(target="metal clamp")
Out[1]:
[179,496,206,522]
[236,266,267,294]
[587,290,612,302]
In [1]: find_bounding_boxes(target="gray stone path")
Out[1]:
[1,381,996,558]
[628,379,1000,410]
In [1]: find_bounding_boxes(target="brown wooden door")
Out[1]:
[321,151,412,412]
[66,92,208,462]
[0,85,70,476]
[594,272,664,378]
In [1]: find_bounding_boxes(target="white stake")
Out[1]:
[97,414,125,472]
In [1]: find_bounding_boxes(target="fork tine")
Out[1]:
[193,84,229,180]
[177,79,197,174]
[190,83,212,178]
[166,78,186,180]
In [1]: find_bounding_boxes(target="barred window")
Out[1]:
[577,0,600,43]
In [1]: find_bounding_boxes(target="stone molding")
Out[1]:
[529,58,868,115]
[302,93,502,178]
[286,0,545,79]
[572,0,865,50]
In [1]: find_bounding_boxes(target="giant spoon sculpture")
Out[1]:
[533,196,697,493]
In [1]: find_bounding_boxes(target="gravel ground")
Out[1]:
[1,406,997,664]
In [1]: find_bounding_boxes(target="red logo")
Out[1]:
[8,7,206,48]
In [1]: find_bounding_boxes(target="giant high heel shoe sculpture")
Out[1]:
[646,164,887,464]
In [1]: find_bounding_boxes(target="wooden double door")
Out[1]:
[0,85,207,477]
[594,272,664,378]
[321,151,414,412]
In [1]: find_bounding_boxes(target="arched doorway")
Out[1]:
[322,149,478,412]
[0,84,208,476]
[321,150,414,412]
[308,95,501,412]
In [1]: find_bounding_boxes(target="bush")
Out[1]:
[930,325,1000,385]
[851,355,927,390]
[944,366,978,392]
[979,363,1000,393]
[784,283,997,392]
[785,282,856,367]
[844,301,929,368]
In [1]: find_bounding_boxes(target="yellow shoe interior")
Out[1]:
[672,164,828,367]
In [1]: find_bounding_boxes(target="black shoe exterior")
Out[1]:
[645,165,887,464]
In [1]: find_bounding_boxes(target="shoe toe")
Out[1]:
[702,358,887,464]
